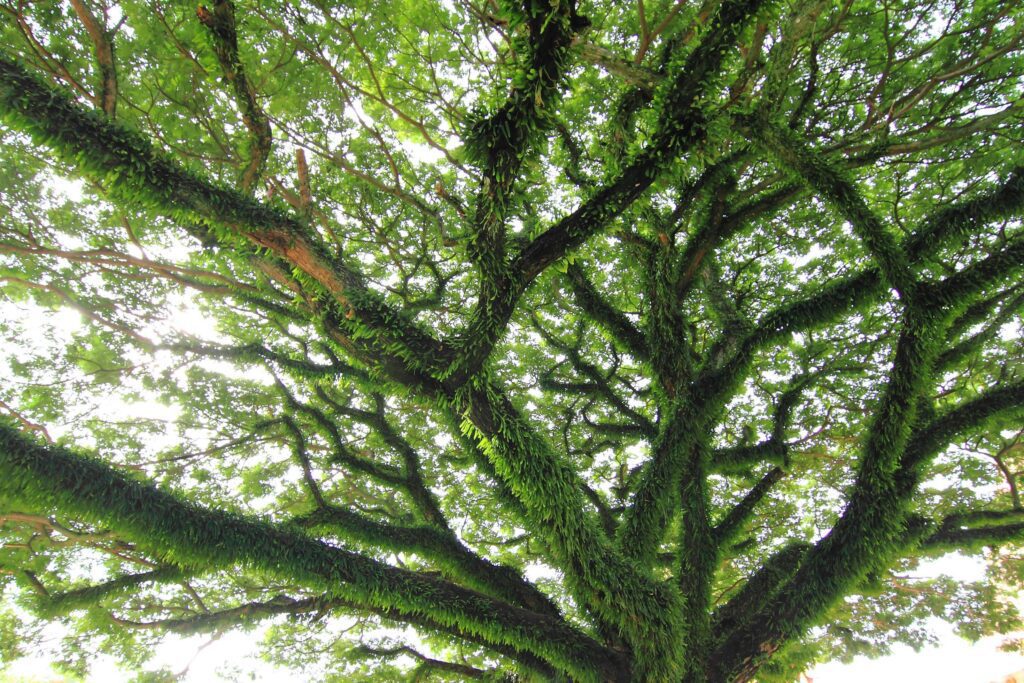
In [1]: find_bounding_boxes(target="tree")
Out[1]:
[0,0,1021,679]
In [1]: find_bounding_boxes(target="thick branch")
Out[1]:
[719,166,1024,380]
[711,542,810,643]
[516,0,771,281]
[922,522,1024,552]
[453,381,685,678]
[450,0,772,380]
[0,422,627,681]
[120,591,556,678]
[464,0,585,268]
[0,55,445,384]
[709,305,944,681]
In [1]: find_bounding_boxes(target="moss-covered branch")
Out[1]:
[712,466,786,548]
[565,262,650,362]
[708,303,946,680]
[516,0,770,276]
[296,504,560,617]
[112,593,328,634]
[464,0,586,267]
[711,542,810,644]
[897,381,1024,494]
[615,403,705,565]
[0,421,627,681]
[452,380,685,678]
[532,316,655,439]
[616,324,813,565]
[742,113,914,295]
[905,167,1024,260]
[715,165,1024,386]
[923,236,1024,307]
[710,439,789,474]
[354,644,487,680]
[0,54,446,385]
[449,0,773,381]
[938,286,1024,370]
[921,510,1024,553]
[711,375,812,474]
[165,340,362,381]
[32,566,183,618]
[196,0,272,191]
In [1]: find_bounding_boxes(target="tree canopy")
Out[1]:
[0,0,1022,680]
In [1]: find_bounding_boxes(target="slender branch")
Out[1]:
[565,262,650,362]
[355,644,487,679]
[532,316,655,439]
[712,467,785,548]
[34,567,183,617]
[196,1,273,191]
[742,112,915,296]
[710,440,788,474]
[296,504,561,617]
[280,415,327,508]
[921,509,1024,553]
[897,381,1024,493]
[69,0,118,117]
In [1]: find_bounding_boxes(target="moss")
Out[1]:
[0,420,625,681]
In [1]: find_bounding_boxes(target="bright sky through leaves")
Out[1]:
[0,0,1022,680]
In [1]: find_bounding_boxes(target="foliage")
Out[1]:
[0,0,1022,680]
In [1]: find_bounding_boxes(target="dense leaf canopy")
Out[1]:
[0,0,1022,680]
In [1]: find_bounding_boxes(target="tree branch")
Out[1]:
[0,54,446,385]
[196,0,273,191]
[712,467,786,548]
[69,0,118,117]
[742,112,915,296]
[921,510,1024,553]
[33,566,183,618]
[565,262,650,362]
[452,381,685,678]
[0,421,627,681]
[449,0,773,381]
[296,504,560,618]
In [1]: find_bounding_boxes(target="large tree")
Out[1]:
[0,0,1022,680]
